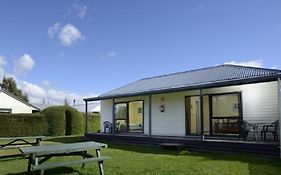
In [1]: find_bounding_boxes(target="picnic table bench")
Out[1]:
[20,141,110,175]
[0,136,44,150]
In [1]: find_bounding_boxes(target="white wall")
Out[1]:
[100,81,279,136]
[0,92,36,114]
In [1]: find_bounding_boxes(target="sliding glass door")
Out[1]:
[186,92,241,136]
[114,101,144,133]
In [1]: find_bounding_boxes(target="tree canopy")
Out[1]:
[1,76,29,102]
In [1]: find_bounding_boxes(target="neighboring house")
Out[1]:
[73,102,100,113]
[84,64,281,156]
[0,89,40,114]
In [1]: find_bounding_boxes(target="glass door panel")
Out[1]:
[128,101,143,132]
[211,93,240,135]
[186,96,201,135]
[115,103,128,132]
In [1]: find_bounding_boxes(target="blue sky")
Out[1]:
[0,0,281,105]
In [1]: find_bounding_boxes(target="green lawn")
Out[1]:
[0,136,281,175]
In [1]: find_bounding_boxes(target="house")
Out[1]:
[72,102,100,113]
[84,64,281,156]
[0,88,40,114]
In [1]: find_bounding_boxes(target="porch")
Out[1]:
[84,133,280,157]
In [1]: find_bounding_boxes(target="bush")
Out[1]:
[41,106,66,136]
[87,113,100,133]
[0,113,48,137]
[65,106,84,135]
[0,106,97,137]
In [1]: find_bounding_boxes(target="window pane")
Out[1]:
[212,118,239,134]
[116,119,127,132]
[115,103,127,119]
[212,94,239,117]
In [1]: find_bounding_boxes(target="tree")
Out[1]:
[1,76,29,102]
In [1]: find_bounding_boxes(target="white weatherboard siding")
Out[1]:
[100,81,279,136]
[100,100,113,132]
[0,92,36,114]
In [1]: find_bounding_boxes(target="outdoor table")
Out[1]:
[0,136,44,150]
[20,141,109,175]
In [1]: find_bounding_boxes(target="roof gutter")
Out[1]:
[84,74,281,102]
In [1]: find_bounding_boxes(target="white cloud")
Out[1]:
[69,0,87,19]
[58,23,83,46]
[18,81,47,100]
[13,54,35,76]
[224,59,264,68]
[47,23,84,46]
[0,55,7,79]
[107,52,117,58]
[102,51,117,59]
[47,22,62,38]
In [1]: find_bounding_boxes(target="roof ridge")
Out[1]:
[223,64,281,72]
[139,64,225,81]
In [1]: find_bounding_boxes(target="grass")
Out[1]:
[1,136,281,175]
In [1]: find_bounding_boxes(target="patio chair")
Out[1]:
[261,120,279,141]
[103,121,113,133]
[240,121,257,141]
[103,121,120,133]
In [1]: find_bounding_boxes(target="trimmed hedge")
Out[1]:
[0,113,48,137]
[0,106,96,137]
[65,107,84,135]
[41,106,66,136]
[87,113,101,133]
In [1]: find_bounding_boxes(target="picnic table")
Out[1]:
[0,136,44,150]
[20,141,110,175]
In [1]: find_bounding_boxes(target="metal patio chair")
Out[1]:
[261,120,279,141]
[240,121,257,141]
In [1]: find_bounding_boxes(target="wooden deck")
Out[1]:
[84,133,280,157]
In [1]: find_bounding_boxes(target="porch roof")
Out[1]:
[84,64,281,101]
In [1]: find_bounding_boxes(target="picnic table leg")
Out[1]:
[82,151,87,168]
[27,154,32,174]
[96,149,105,175]
[36,138,42,146]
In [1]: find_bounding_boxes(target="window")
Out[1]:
[211,93,241,135]
[0,108,12,114]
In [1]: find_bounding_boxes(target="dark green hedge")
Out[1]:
[41,106,66,136]
[0,106,96,137]
[0,113,48,137]
[65,106,84,135]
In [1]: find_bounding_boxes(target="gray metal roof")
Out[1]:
[85,64,281,101]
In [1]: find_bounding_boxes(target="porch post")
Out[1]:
[277,78,281,159]
[85,100,88,134]
[200,89,204,141]
[112,98,116,133]
[149,94,152,136]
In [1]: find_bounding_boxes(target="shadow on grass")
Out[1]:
[7,167,80,175]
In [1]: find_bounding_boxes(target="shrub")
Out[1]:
[0,105,98,137]
[65,106,84,135]
[85,113,100,133]
[41,106,66,136]
[0,113,48,137]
